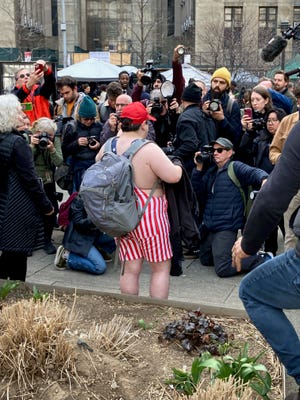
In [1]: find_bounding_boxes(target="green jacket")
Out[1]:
[28,136,63,184]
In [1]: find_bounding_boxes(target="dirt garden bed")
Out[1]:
[0,284,282,399]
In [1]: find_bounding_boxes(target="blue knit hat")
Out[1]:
[78,96,97,118]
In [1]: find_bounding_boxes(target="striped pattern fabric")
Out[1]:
[118,188,172,262]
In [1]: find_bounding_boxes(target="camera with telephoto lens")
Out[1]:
[38,132,51,149]
[208,99,221,112]
[88,136,97,146]
[150,97,163,118]
[252,118,265,131]
[195,145,214,164]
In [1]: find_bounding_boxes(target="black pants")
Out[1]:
[200,230,266,277]
[264,217,285,256]
[43,182,58,243]
[0,251,27,281]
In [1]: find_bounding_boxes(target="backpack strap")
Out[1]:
[123,138,152,159]
[225,97,234,115]
[227,161,247,215]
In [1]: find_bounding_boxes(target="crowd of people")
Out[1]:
[1,48,300,399]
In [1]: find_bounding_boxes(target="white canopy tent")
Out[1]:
[57,58,122,81]
[120,65,138,74]
[162,63,212,86]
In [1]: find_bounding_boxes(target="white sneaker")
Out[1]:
[258,251,274,260]
[54,245,67,270]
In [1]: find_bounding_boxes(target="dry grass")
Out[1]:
[87,314,140,358]
[0,296,79,398]
[172,376,259,399]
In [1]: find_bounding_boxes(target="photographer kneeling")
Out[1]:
[191,137,271,277]
[28,117,64,254]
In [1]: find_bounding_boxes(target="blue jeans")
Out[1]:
[239,249,300,385]
[67,245,106,275]
[94,232,116,254]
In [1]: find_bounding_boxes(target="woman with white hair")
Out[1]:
[0,94,54,281]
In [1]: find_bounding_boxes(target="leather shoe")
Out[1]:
[285,388,300,399]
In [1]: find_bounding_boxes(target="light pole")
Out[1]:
[61,0,67,68]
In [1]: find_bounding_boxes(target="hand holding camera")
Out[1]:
[88,136,100,149]
[108,113,119,131]
[194,145,214,169]
[31,132,52,150]
[203,100,224,121]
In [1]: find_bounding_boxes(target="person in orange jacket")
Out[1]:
[12,59,56,124]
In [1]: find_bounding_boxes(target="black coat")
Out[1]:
[242,120,300,255]
[164,157,200,249]
[0,132,53,252]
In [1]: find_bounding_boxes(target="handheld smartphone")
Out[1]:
[35,63,43,73]
[244,108,253,119]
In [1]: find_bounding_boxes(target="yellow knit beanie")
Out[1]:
[211,67,231,86]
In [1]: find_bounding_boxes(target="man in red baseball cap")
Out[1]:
[96,102,182,300]
[120,101,156,124]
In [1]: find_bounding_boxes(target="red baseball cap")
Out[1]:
[120,102,156,124]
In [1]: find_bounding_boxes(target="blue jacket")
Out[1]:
[191,160,268,232]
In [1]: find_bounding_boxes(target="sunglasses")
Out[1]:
[213,147,228,153]
[18,73,30,79]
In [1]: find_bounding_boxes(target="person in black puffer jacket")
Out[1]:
[62,96,103,192]
[191,137,269,277]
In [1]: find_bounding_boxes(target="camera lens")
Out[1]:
[39,137,49,149]
[177,46,185,55]
[141,72,152,85]
[209,100,220,112]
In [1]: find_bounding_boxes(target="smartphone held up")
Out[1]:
[244,108,253,119]
[35,63,44,73]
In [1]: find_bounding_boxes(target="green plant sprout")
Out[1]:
[165,343,271,399]
[138,318,153,330]
[0,280,20,300]
[32,285,49,302]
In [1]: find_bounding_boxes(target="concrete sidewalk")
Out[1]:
[27,229,245,315]
[26,230,298,326]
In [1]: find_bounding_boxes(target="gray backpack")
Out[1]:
[79,137,157,237]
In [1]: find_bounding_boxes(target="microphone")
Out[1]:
[285,67,300,77]
[261,35,288,62]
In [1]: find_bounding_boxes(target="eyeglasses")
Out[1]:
[18,73,30,79]
[267,119,279,123]
[213,147,228,153]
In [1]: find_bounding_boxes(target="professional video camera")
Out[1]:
[38,132,51,149]
[195,145,214,164]
[141,60,159,85]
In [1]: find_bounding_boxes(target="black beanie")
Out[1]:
[181,82,202,103]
